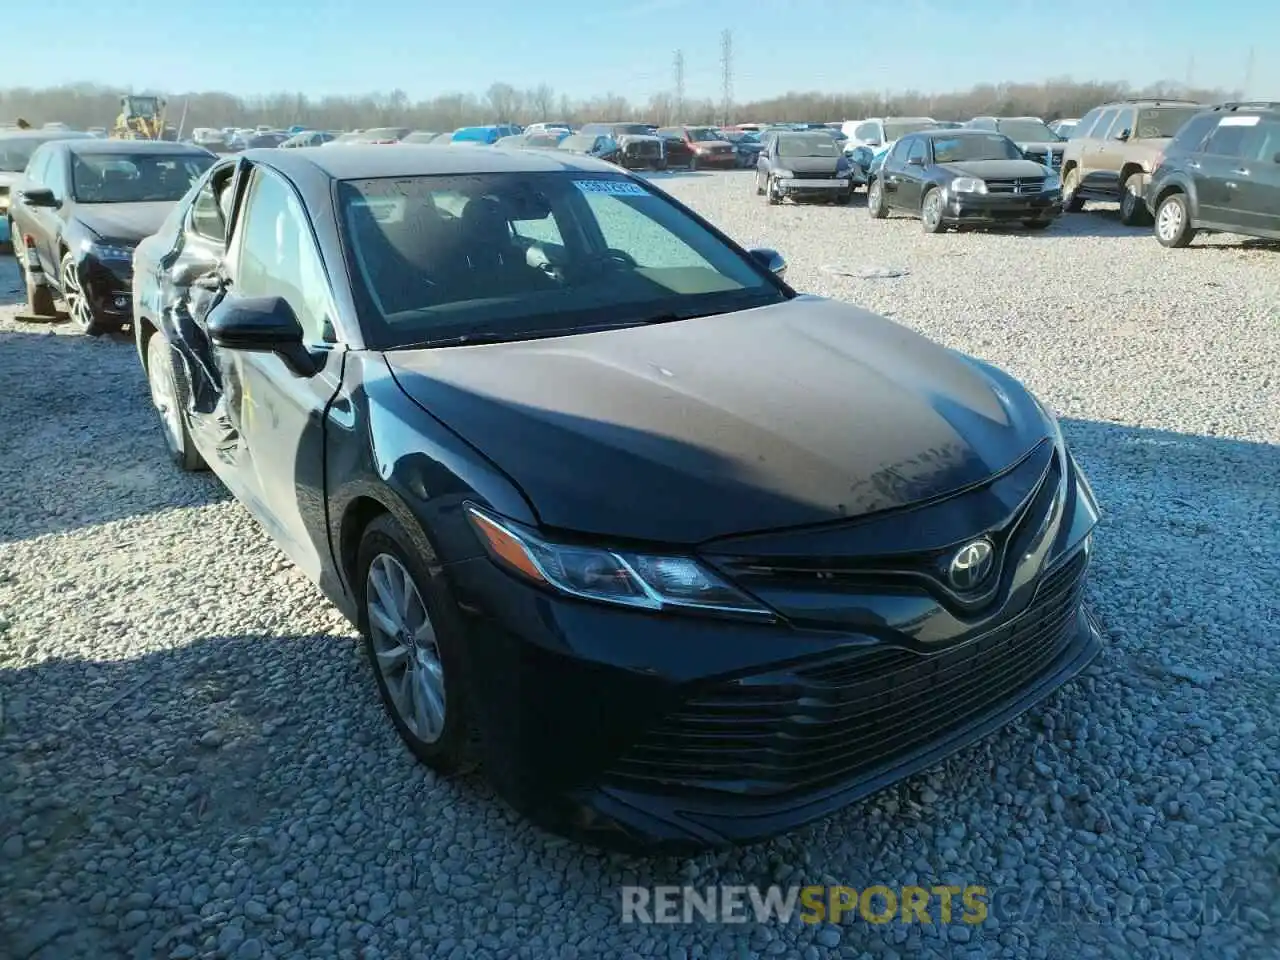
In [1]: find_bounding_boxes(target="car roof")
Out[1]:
[917,128,1006,138]
[64,139,213,155]
[0,129,94,141]
[240,143,621,182]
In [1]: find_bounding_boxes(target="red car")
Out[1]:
[657,125,738,169]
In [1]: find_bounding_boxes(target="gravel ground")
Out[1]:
[1,175,1278,960]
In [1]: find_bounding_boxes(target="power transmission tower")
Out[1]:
[720,29,733,127]
[674,49,685,124]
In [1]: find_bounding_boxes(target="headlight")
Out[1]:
[772,168,793,179]
[951,177,987,194]
[465,504,774,620]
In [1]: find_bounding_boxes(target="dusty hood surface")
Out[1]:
[74,202,175,243]
[386,296,1049,543]
[943,158,1059,180]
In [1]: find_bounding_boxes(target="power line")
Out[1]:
[720,29,733,127]
[673,49,685,124]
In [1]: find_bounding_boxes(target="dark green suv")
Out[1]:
[1144,101,1280,247]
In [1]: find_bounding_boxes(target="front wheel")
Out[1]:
[358,514,471,772]
[921,188,946,233]
[1154,192,1195,248]
[1119,173,1150,226]
[766,176,781,205]
[755,170,766,196]
[145,328,205,472]
[867,179,888,218]
[1062,168,1084,212]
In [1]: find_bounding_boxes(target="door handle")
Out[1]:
[1225,182,1238,190]
[1231,168,1250,176]
[1187,160,1201,170]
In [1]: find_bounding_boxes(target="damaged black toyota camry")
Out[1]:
[133,146,1102,851]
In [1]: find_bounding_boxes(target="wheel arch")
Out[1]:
[339,494,394,602]
[1120,161,1147,187]
[1152,176,1197,218]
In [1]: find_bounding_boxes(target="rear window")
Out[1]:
[1136,107,1201,139]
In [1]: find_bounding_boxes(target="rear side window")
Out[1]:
[1203,119,1257,158]
[1107,109,1136,139]
[1248,118,1280,163]
[1171,114,1219,151]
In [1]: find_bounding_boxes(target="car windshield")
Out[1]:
[1055,121,1078,137]
[338,172,784,350]
[776,134,840,157]
[613,125,651,136]
[687,127,721,142]
[931,134,1023,163]
[1136,107,1201,139]
[70,152,214,203]
[996,119,1059,142]
[884,120,938,140]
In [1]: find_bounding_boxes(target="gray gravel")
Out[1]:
[2,175,1278,959]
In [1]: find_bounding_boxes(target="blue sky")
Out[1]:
[23,0,1279,104]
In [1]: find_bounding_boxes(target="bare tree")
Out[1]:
[486,82,521,122]
[528,84,555,121]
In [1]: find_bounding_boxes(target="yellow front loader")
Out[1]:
[112,95,168,140]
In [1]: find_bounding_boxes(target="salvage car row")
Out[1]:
[1,137,1107,850]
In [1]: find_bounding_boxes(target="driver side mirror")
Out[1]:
[206,294,318,377]
[173,259,217,287]
[748,247,787,281]
[1115,129,1131,141]
[19,187,58,208]
[907,155,925,166]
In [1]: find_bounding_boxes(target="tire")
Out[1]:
[867,178,888,218]
[145,327,205,471]
[61,251,116,335]
[767,176,781,205]
[688,155,698,171]
[1022,219,1053,230]
[1062,168,1084,212]
[755,170,765,196]
[14,231,57,318]
[357,513,471,773]
[1154,192,1195,248]
[1119,172,1150,226]
[921,187,946,233]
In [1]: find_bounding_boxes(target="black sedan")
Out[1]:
[9,139,214,333]
[133,146,1101,850]
[868,130,1064,232]
[756,131,857,204]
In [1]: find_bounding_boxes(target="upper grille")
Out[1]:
[606,547,1089,797]
[790,171,838,180]
[986,177,1047,194]
[625,141,660,157]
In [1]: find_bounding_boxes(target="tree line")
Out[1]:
[0,78,1238,134]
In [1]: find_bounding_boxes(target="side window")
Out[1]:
[906,139,926,164]
[1203,119,1256,158]
[229,169,334,343]
[889,137,912,161]
[973,119,996,131]
[43,153,68,199]
[854,121,879,142]
[1247,118,1280,163]
[1171,114,1219,152]
[24,147,50,185]
[189,175,226,242]
[1110,108,1136,139]
[1088,109,1119,141]
[582,192,712,270]
[1074,108,1103,139]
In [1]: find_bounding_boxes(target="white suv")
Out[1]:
[841,117,940,155]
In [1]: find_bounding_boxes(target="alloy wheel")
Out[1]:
[61,256,94,331]
[923,191,943,230]
[146,334,184,456]
[366,553,446,744]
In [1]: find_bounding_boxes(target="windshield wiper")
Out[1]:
[396,320,655,350]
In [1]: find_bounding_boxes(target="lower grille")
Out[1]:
[625,143,659,157]
[987,176,1047,194]
[791,171,838,180]
[607,549,1089,797]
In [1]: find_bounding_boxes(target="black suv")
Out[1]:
[1144,101,1280,247]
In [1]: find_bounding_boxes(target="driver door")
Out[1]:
[205,164,348,583]
[896,138,928,210]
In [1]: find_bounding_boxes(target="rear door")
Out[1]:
[1246,118,1280,236]
[1195,116,1259,228]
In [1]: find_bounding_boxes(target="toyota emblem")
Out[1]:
[948,539,995,590]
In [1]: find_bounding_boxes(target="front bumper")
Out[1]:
[692,151,738,168]
[444,442,1101,851]
[946,189,1063,223]
[776,176,853,193]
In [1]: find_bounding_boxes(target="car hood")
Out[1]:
[386,297,1049,544]
[74,202,174,243]
[943,158,1056,179]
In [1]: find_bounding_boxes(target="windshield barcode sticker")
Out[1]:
[573,179,648,196]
